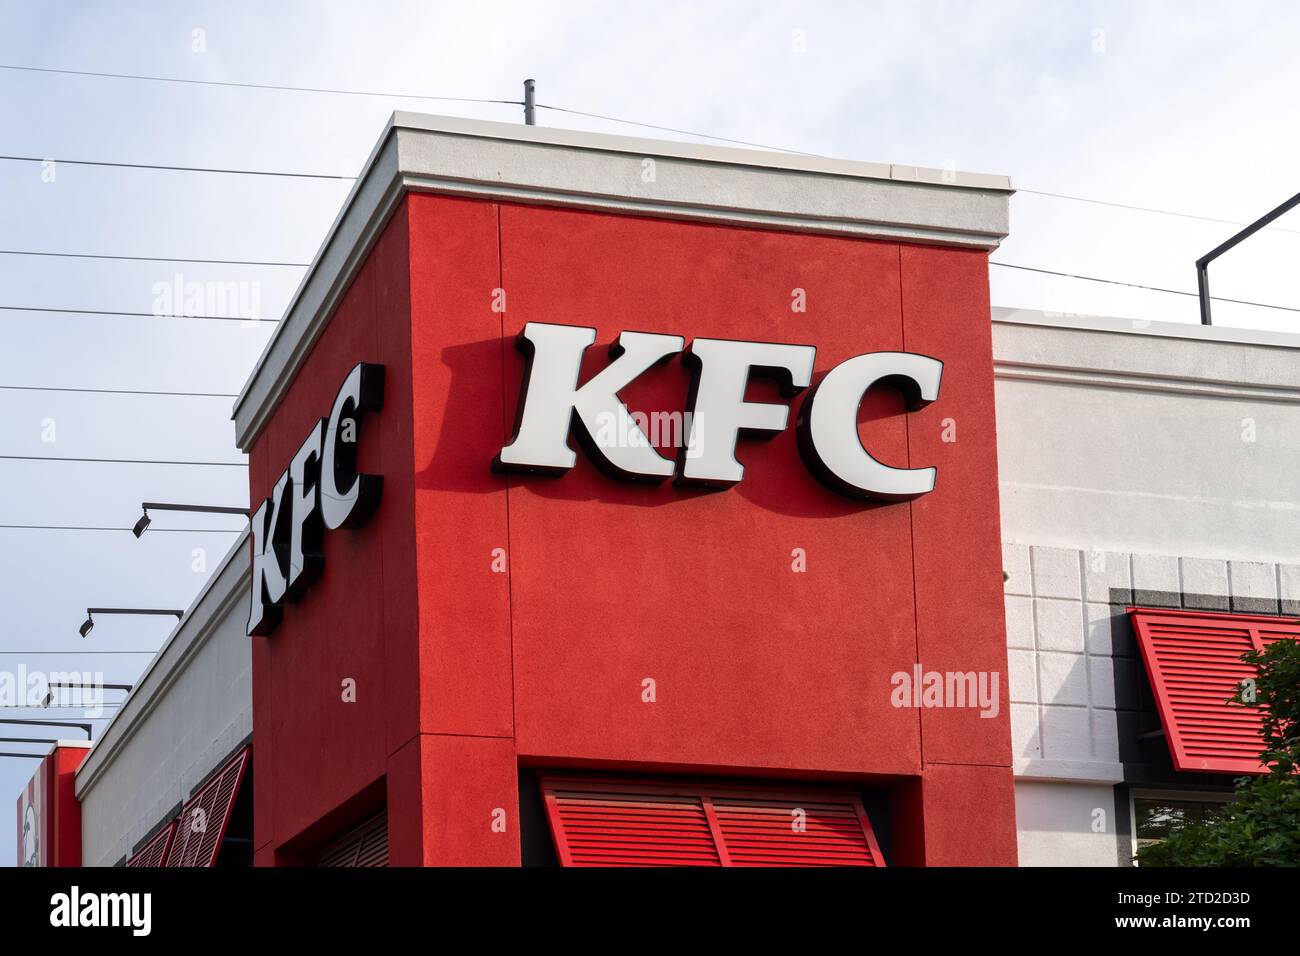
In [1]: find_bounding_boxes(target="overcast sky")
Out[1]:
[3,0,1300,865]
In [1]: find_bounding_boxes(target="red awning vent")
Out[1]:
[125,819,177,868]
[165,746,250,867]
[540,775,884,867]
[1128,607,1298,774]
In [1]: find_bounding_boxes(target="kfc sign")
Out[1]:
[494,322,943,501]
[251,326,945,635]
[247,362,384,637]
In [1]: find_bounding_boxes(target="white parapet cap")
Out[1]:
[992,307,1300,402]
[232,111,1013,449]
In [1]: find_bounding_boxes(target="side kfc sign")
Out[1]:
[247,362,384,636]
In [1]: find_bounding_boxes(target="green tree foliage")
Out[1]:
[1137,637,1300,866]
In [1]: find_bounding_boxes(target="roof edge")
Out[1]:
[232,112,1013,450]
[74,530,250,799]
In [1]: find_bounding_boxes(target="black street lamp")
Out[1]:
[41,682,133,708]
[134,501,247,537]
[80,607,182,638]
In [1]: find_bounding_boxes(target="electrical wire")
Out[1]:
[0,57,1293,236]
[537,103,1300,237]
[0,305,280,324]
[0,248,308,267]
[0,62,523,106]
[1017,188,1300,236]
[0,650,157,658]
[0,384,237,398]
[0,454,246,467]
[0,703,123,709]
[990,261,1300,314]
[0,153,353,181]
[0,524,243,533]
[535,103,812,154]
[2,70,1298,324]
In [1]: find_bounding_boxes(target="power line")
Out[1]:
[0,524,243,533]
[2,66,1296,313]
[0,153,353,181]
[535,101,1300,239]
[1017,188,1300,236]
[0,62,523,107]
[991,261,1300,314]
[536,103,813,154]
[0,454,246,467]
[0,384,237,398]
[1,58,1292,238]
[0,650,157,658]
[0,705,122,712]
[0,702,122,712]
[0,248,308,267]
[0,304,279,324]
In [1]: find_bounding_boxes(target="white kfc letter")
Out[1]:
[677,338,816,488]
[495,323,684,481]
[797,351,943,500]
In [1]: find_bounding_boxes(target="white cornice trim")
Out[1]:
[74,531,250,799]
[994,361,1300,403]
[232,112,1013,450]
[993,307,1300,349]
[993,308,1300,401]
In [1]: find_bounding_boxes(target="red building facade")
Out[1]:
[232,115,1017,866]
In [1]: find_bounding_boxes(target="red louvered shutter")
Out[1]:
[540,775,884,867]
[319,811,389,867]
[1128,608,1299,774]
[165,746,250,867]
[125,819,177,867]
[712,792,882,866]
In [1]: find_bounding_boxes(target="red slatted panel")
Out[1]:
[164,746,250,867]
[540,775,884,867]
[542,786,720,866]
[712,794,883,867]
[125,819,177,868]
[319,812,389,867]
[1128,608,1299,774]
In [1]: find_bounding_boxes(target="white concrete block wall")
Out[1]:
[1004,543,1125,782]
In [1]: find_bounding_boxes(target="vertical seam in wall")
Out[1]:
[897,245,924,764]
[495,204,518,743]
[1029,546,1043,758]
[1080,549,1095,760]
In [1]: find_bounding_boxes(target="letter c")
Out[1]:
[797,351,942,501]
